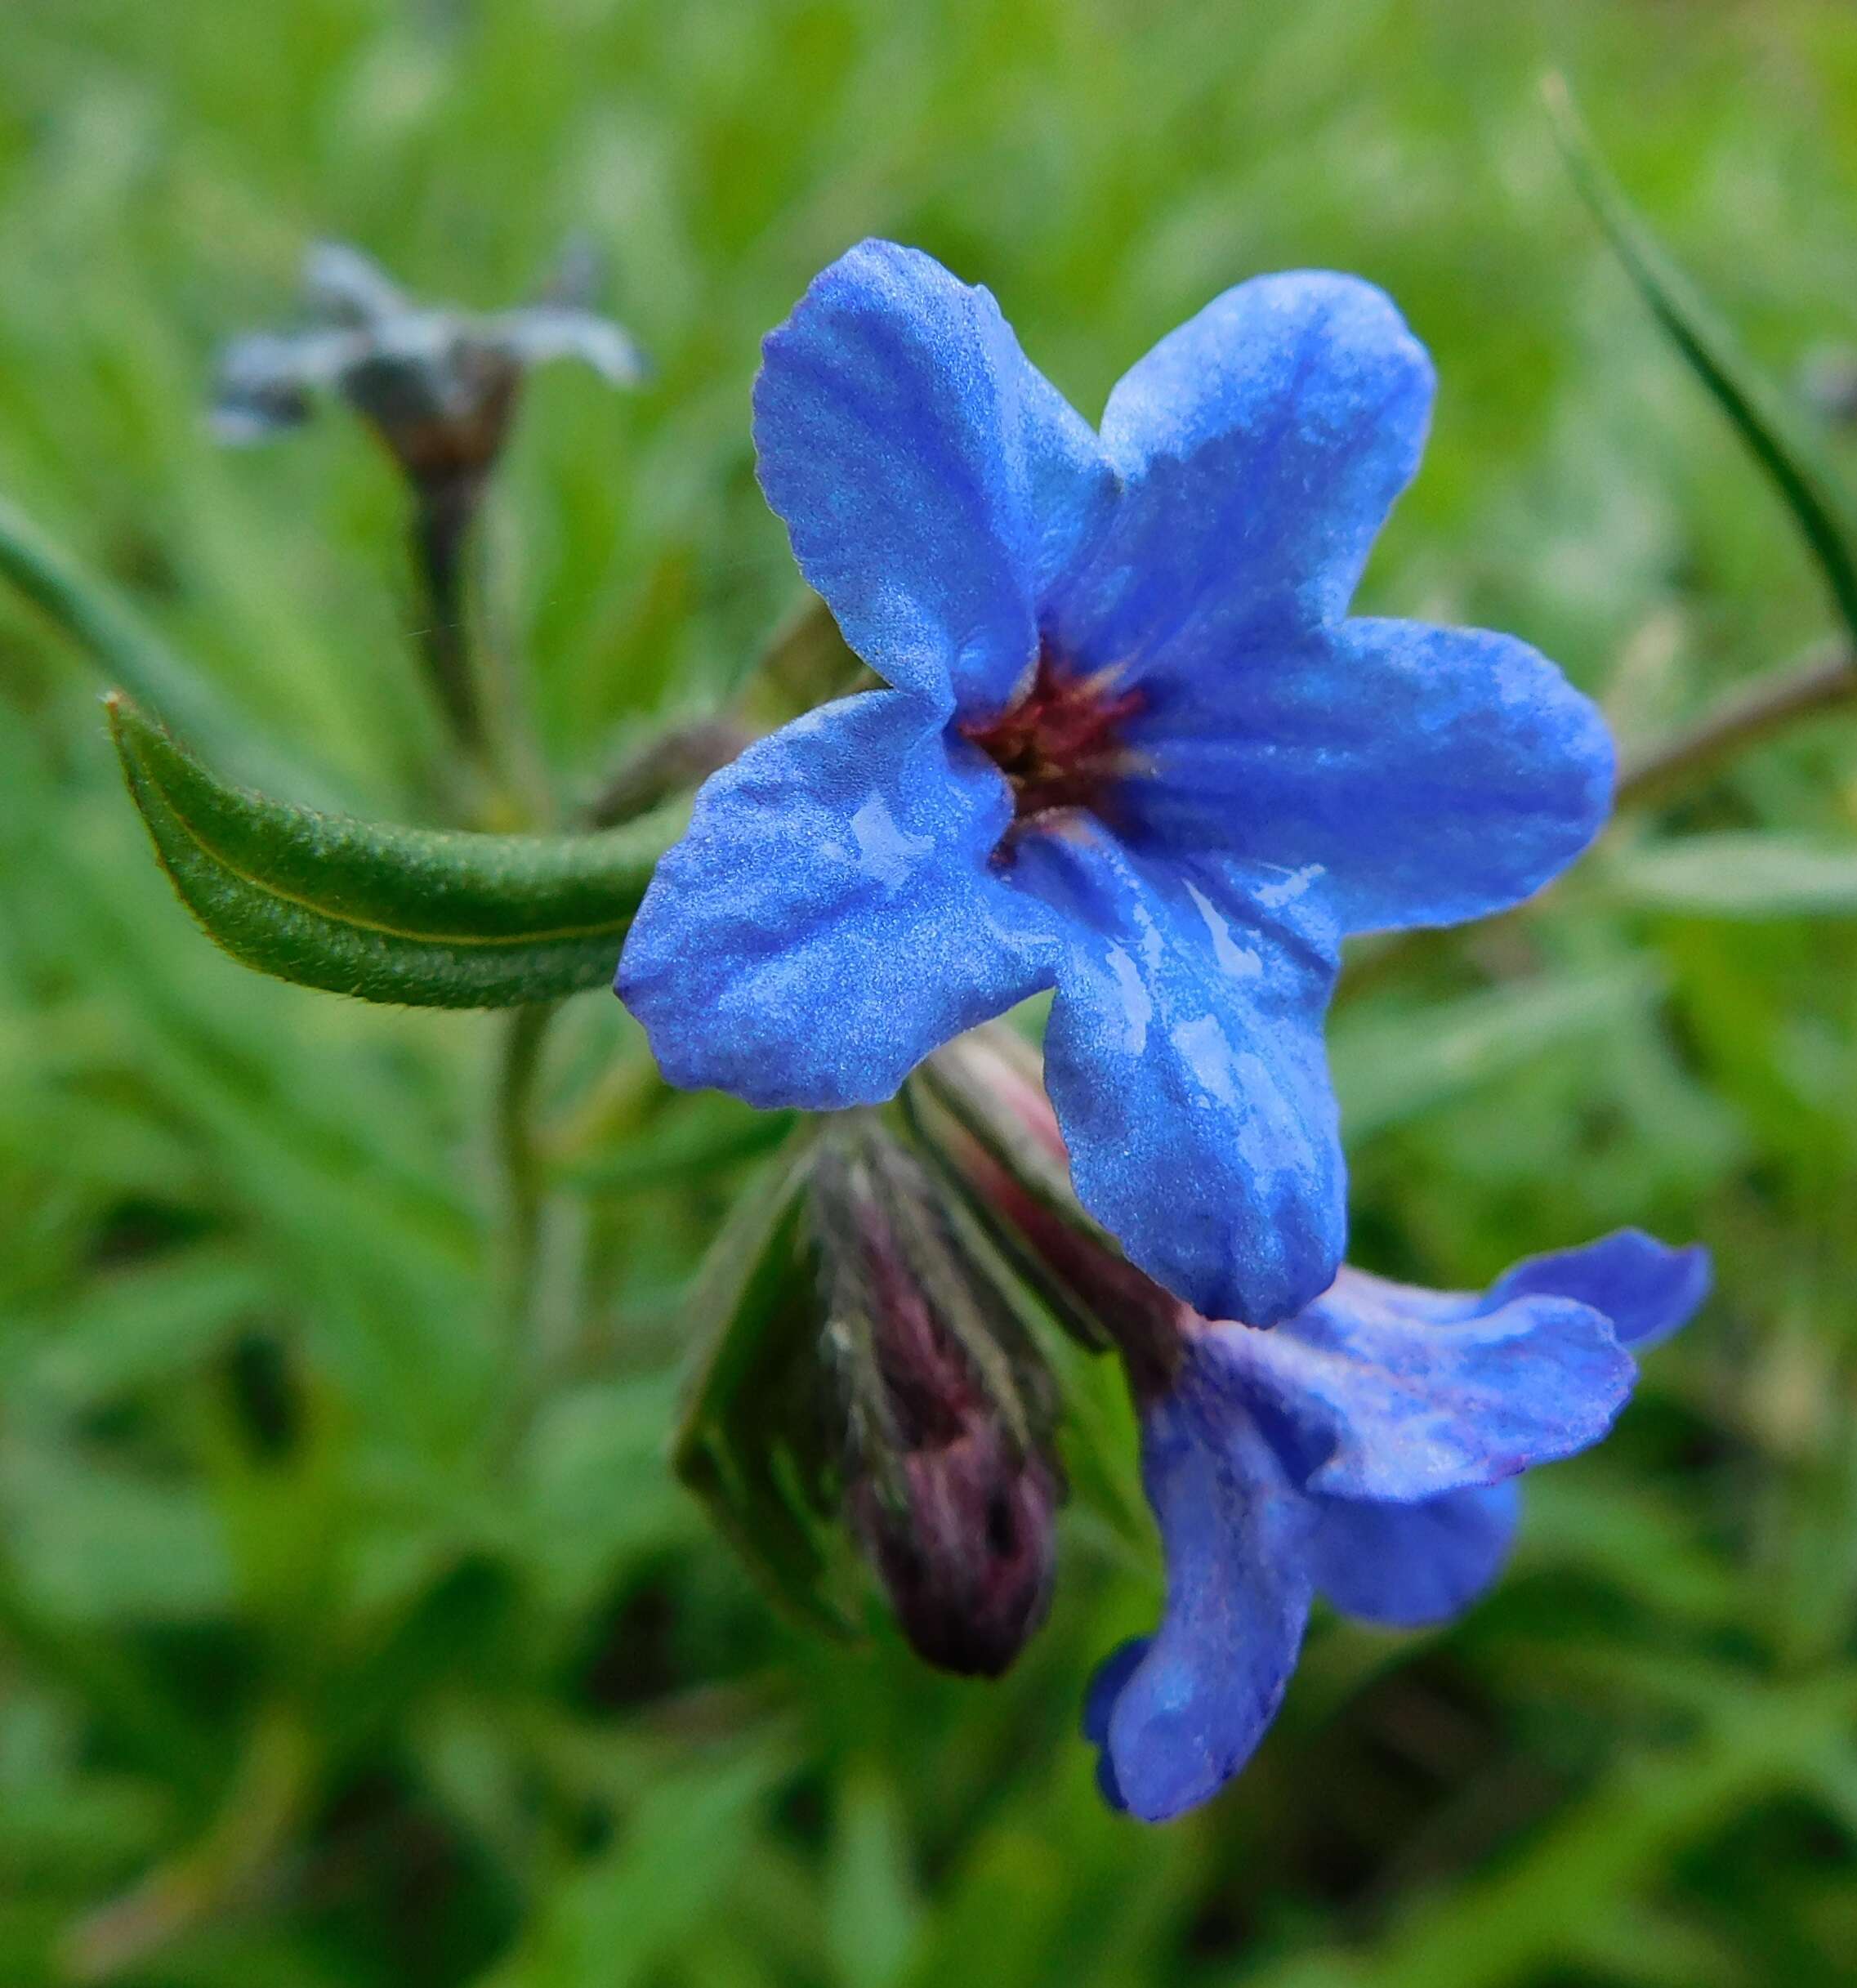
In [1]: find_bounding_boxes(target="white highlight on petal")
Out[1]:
[1185,880,1263,980]
[1232,1051,1303,1172]
[1171,1012,1239,1107]
[849,793,933,889]
[1105,944,1153,1054]
[1253,863,1326,910]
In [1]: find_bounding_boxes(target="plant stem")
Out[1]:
[411,471,492,770]
[1614,641,1855,806]
[582,713,752,827]
[495,1000,557,1318]
[1338,638,1857,999]
[60,1708,314,1982]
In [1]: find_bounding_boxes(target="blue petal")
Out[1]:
[753,239,1114,717]
[617,691,1059,1109]
[1118,619,1615,934]
[1013,828,1344,1326]
[1093,1745,1130,1815]
[1214,1268,1635,1501]
[1046,272,1433,681]
[1310,1480,1521,1629]
[1082,1637,1150,1746]
[1090,1363,1315,1823]
[1485,1230,1712,1352]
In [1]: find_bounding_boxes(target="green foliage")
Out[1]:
[0,493,344,806]
[1547,76,1857,652]
[2,2,1857,1986]
[1605,833,1857,917]
[109,695,683,1007]
[669,1132,859,1638]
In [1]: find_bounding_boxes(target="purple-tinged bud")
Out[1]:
[811,1120,1061,1678]
[847,1424,1060,1680]
[918,1030,1188,1390]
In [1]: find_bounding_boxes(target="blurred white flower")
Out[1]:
[211,237,647,480]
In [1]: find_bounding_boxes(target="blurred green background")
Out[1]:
[4,0,1857,1982]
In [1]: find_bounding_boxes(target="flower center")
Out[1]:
[960,644,1145,836]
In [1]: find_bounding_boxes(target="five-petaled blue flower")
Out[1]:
[1084,1230,1712,1823]
[618,240,1614,1326]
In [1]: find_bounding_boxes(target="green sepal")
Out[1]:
[109,695,682,1008]
[1547,75,1857,649]
[818,1114,1047,1458]
[670,1132,859,1638]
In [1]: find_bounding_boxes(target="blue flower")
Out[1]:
[1083,1231,1712,1822]
[618,240,1614,1325]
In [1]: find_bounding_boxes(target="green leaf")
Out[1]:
[109,695,683,1008]
[477,1747,790,1988]
[826,1767,923,1988]
[1332,964,1659,1140]
[8,1249,271,1409]
[671,1132,857,1638]
[0,493,345,807]
[1605,833,1857,917]
[0,1441,234,1624]
[1545,74,1857,648]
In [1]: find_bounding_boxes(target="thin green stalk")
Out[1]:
[1341,637,1857,999]
[59,1707,315,1983]
[408,471,555,829]
[1614,641,1856,806]
[490,999,564,1453]
[495,998,558,1317]
[410,471,492,769]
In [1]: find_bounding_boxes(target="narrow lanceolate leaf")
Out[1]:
[1546,75,1857,648]
[109,695,681,1007]
[1605,833,1857,918]
[672,1134,858,1638]
[0,494,343,807]
[1331,964,1659,1140]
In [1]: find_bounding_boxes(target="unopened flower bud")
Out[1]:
[847,1423,1060,1681]
[920,1030,1186,1388]
[811,1120,1061,1677]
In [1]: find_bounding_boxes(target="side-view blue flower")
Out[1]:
[1084,1231,1712,1823]
[618,239,1615,1325]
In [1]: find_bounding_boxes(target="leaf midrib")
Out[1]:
[139,748,636,951]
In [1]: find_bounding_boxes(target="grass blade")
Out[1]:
[1546,73,1857,648]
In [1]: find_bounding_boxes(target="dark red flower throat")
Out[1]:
[959,642,1145,836]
